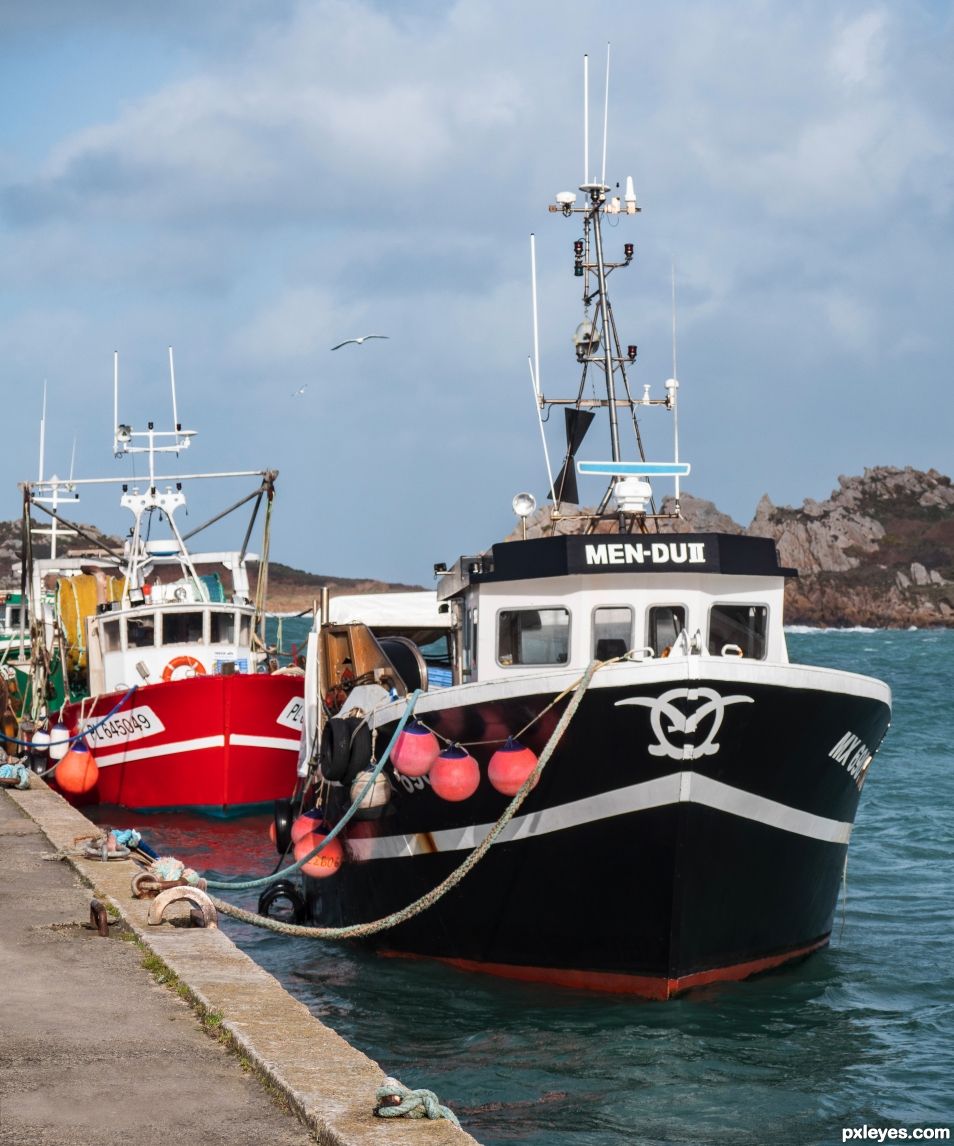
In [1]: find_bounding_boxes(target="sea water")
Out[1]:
[102,628,954,1145]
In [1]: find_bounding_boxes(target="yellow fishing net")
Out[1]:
[56,575,124,674]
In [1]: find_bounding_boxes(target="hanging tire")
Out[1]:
[258,879,306,924]
[272,798,293,856]
[343,720,373,786]
[319,717,351,782]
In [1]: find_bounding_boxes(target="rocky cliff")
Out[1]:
[508,467,954,628]
[5,466,952,626]
[740,467,954,627]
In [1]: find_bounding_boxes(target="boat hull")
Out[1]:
[56,673,303,814]
[306,662,890,996]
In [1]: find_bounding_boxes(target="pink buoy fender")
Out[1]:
[55,738,99,796]
[429,745,480,803]
[488,738,539,796]
[293,825,344,878]
[391,720,440,777]
[290,808,325,845]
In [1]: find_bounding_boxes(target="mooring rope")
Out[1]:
[200,690,423,891]
[3,685,139,765]
[206,660,599,939]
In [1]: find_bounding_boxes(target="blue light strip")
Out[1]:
[576,461,692,477]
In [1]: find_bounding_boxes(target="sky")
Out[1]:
[1,1,952,586]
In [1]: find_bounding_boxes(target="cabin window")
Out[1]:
[238,615,252,646]
[101,618,122,653]
[162,611,205,646]
[127,614,156,648]
[8,607,21,628]
[648,605,686,656]
[593,606,633,660]
[497,608,570,667]
[708,604,767,659]
[210,612,236,644]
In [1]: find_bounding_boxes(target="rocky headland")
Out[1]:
[511,466,954,628]
[4,466,952,627]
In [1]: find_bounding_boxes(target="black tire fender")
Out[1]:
[319,717,352,782]
[257,879,306,924]
[344,719,373,786]
[272,798,293,856]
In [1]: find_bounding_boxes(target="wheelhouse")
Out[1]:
[437,532,796,683]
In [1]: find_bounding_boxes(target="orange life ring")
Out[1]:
[161,655,207,682]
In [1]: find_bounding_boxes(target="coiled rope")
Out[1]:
[374,1078,460,1126]
[206,660,599,939]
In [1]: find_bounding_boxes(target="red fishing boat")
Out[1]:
[22,351,303,814]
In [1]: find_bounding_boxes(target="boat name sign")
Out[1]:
[276,697,305,731]
[828,730,873,789]
[585,541,706,567]
[82,706,164,748]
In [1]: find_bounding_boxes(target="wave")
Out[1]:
[785,625,883,634]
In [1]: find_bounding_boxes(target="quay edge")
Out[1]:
[2,779,477,1146]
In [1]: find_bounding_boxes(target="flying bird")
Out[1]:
[291,385,308,397]
[330,334,389,351]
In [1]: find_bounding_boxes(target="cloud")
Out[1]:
[0,0,952,580]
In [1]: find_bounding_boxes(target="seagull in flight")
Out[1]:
[330,334,389,351]
[291,385,308,397]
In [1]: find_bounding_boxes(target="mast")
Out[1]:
[535,51,689,533]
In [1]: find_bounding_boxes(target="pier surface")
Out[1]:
[1,782,477,1145]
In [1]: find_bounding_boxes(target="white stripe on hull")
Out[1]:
[230,734,300,752]
[92,731,299,767]
[92,735,225,767]
[345,773,852,862]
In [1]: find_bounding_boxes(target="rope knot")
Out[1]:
[374,1078,460,1127]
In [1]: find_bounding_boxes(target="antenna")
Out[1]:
[113,350,121,454]
[583,53,589,185]
[68,437,77,486]
[600,43,611,187]
[671,258,678,380]
[38,381,47,483]
[168,345,180,436]
[668,259,682,509]
[529,234,556,503]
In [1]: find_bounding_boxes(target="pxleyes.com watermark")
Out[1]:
[842,1129,950,1143]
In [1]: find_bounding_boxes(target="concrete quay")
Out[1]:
[1,781,478,1146]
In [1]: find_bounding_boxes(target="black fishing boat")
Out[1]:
[293,59,891,997]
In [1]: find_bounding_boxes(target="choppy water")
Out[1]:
[94,629,954,1145]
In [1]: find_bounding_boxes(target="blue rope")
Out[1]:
[374,1079,460,1127]
[2,685,139,752]
[203,689,422,891]
[0,763,31,790]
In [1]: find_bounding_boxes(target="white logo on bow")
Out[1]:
[616,687,754,760]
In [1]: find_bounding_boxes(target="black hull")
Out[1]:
[305,666,890,997]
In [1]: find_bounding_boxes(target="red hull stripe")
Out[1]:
[379,936,830,999]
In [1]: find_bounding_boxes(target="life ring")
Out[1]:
[161,656,207,682]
